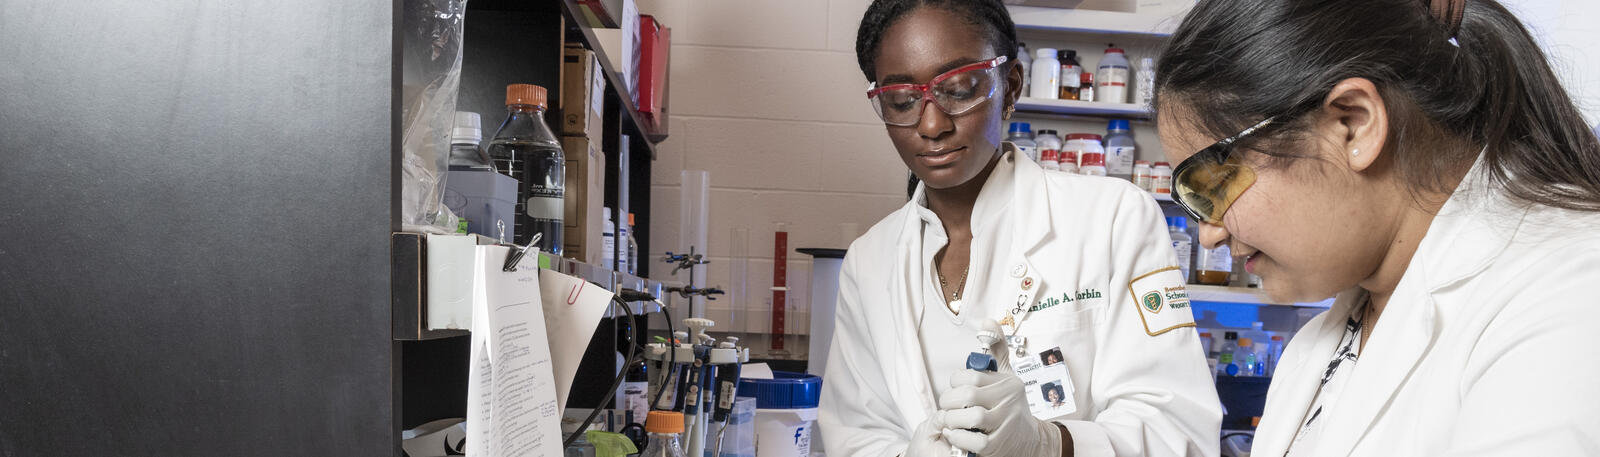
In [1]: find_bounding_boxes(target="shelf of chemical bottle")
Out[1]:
[1006,6,1183,38]
[559,0,661,158]
[1188,284,1336,308]
[1016,97,1152,120]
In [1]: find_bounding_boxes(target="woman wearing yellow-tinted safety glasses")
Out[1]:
[1156,0,1600,455]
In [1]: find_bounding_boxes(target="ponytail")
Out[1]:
[1156,0,1600,211]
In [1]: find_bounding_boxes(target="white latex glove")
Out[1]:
[904,410,956,457]
[940,369,1064,457]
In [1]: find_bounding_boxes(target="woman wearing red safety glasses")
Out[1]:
[817,1,1221,456]
[1156,0,1600,455]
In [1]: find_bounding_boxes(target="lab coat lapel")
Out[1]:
[886,185,937,428]
[1315,281,1438,457]
[1003,150,1051,332]
[1314,154,1519,457]
[1251,292,1363,457]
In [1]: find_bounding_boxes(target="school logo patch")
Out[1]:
[1142,292,1163,313]
[1128,266,1196,336]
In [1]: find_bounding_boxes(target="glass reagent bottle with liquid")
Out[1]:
[487,83,565,253]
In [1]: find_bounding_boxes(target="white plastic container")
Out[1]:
[738,372,822,457]
[1065,133,1105,175]
[1035,129,1064,157]
[1040,150,1061,171]
[1134,161,1153,191]
[1096,47,1131,104]
[1029,48,1061,100]
[1152,162,1173,196]
[1058,150,1079,174]
[1018,44,1033,98]
[1080,152,1107,177]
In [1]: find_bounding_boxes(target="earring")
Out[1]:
[1004,106,1015,119]
[1351,148,1360,157]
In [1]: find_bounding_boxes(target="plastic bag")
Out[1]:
[399,0,468,234]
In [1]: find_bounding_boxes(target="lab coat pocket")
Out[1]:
[1029,301,1108,332]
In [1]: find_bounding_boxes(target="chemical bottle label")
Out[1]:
[1172,240,1191,280]
[525,193,564,219]
[1108,146,1136,175]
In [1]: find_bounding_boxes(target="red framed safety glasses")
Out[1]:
[866,55,1009,127]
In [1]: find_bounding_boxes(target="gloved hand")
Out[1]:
[908,409,953,457]
[940,370,1064,457]
[904,410,956,457]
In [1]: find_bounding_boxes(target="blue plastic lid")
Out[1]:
[1107,119,1132,132]
[738,371,822,409]
[1172,217,1188,231]
[1008,122,1032,134]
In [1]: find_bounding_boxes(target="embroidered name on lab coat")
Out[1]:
[1027,289,1105,312]
[1129,266,1196,336]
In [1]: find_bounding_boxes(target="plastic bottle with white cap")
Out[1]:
[1029,48,1062,100]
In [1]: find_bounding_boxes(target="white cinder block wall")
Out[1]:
[635,0,903,344]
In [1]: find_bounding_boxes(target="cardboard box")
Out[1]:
[561,136,607,265]
[589,0,639,98]
[561,45,606,142]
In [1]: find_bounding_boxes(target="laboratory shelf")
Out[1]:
[1006,6,1183,37]
[1188,284,1336,308]
[392,232,673,341]
[1016,97,1152,120]
[1154,192,1174,202]
[559,0,662,158]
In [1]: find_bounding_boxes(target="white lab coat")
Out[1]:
[1251,156,1600,456]
[819,147,1222,457]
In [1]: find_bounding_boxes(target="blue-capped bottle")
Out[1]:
[1007,122,1038,162]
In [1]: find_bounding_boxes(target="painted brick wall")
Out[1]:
[635,0,903,344]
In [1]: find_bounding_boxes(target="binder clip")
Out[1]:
[497,220,540,272]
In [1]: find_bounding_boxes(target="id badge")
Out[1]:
[1012,346,1076,419]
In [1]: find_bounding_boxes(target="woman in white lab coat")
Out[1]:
[818,1,1222,456]
[1154,0,1600,454]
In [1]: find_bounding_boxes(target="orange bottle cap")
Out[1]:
[505,84,548,108]
[645,410,684,434]
[1251,416,1262,427]
[628,213,636,225]
[1238,337,1254,347]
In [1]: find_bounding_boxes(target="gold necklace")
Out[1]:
[938,265,970,314]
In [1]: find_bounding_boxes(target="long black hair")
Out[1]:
[1155,0,1600,211]
[854,0,1018,83]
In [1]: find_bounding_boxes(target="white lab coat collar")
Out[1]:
[1259,151,1532,457]
[887,144,1055,427]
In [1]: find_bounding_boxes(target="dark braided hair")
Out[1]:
[854,0,1019,83]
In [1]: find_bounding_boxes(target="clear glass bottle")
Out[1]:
[486,83,565,253]
[641,411,687,457]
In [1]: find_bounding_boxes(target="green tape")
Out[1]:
[585,430,638,457]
